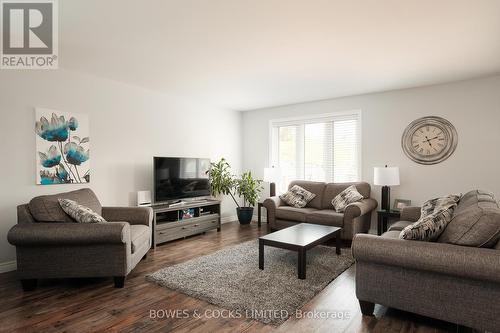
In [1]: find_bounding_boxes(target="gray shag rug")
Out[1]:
[146,240,354,325]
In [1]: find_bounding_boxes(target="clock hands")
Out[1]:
[422,135,441,147]
[423,136,433,147]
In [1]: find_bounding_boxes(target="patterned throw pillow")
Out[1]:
[58,199,107,223]
[331,185,364,212]
[280,185,316,208]
[399,194,461,241]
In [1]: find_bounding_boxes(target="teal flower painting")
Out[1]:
[35,108,90,185]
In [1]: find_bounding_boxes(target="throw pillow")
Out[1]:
[399,194,460,241]
[331,185,364,212]
[58,199,107,223]
[420,194,461,219]
[280,185,316,208]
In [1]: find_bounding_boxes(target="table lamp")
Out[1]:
[263,167,281,197]
[374,166,400,211]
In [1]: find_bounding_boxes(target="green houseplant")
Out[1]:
[207,158,263,224]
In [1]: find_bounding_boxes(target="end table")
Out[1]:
[377,210,401,236]
[257,202,264,227]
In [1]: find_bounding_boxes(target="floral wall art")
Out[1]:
[35,108,90,185]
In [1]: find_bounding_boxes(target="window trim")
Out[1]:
[268,110,362,186]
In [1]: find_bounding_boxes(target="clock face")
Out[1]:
[402,117,458,165]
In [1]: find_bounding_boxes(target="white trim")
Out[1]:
[358,110,363,180]
[0,260,17,273]
[268,110,363,185]
[221,215,238,224]
[252,214,267,222]
[269,110,362,126]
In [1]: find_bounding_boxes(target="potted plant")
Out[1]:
[234,171,263,224]
[207,158,263,224]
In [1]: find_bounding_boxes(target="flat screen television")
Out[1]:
[153,157,211,203]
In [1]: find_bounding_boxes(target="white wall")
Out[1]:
[0,69,242,266]
[242,75,500,230]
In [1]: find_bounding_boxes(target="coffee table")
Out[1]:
[258,223,342,279]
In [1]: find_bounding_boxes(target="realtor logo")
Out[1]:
[1,0,58,69]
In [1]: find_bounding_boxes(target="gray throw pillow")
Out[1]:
[399,194,460,241]
[59,199,107,223]
[280,185,316,208]
[331,185,364,212]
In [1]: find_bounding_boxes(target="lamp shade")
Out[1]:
[374,166,400,186]
[263,167,281,182]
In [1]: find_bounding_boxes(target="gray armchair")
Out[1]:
[7,188,152,290]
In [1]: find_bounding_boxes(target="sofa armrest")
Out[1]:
[401,206,421,222]
[263,196,284,211]
[102,206,152,227]
[344,198,378,220]
[263,197,285,226]
[7,222,130,246]
[352,234,500,284]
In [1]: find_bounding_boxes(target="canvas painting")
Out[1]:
[35,108,90,185]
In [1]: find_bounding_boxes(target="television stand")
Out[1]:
[151,199,221,248]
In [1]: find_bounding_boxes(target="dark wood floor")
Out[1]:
[0,222,460,333]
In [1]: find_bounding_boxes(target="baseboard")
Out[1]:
[221,215,238,224]
[0,260,17,273]
[252,214,267,222]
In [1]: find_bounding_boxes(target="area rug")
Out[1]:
[146,240,354,325]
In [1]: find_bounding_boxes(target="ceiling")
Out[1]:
[60,0,500,111]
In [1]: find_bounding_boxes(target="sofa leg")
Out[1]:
[21,279,37,291]
[114,276,125,288]
[359,300,375,316]
[142,253,147,260]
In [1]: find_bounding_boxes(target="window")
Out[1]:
[270,111,361,193]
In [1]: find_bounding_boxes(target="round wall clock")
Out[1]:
[401,116,458,165]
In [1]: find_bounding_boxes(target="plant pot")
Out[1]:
[236,207,254,224]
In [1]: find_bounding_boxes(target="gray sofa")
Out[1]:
[352,190,500,332]
[263,180,377,240]
[7,188,153,290]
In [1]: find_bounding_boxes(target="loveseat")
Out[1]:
[7,188,152,290]
[263,181,377,240]
[352,190,500,332]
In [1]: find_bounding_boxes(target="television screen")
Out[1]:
[154,157,211,203]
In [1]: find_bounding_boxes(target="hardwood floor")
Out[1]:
[0,222,459,333]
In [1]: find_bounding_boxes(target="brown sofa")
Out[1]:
[7,188,153,290]
[263,180,377,240]
[352,190,500,332]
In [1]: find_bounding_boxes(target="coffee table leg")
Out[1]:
[298,249,306,279]
[259,239,264,270]
[335,233,342,255]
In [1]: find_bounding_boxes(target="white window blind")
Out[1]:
[270,112,361,193]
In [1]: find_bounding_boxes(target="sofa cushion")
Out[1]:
[280,185,316,208]
[29,188,102,222]
[388,221,413,232]
[454,189,497,214]
[287,181,325,209]
[322,182,370,209]
[381,230,401,239]
[400,194,460,241]
[59,199,106,223]
[438,190,500,248]
[305,209,344,227]
[275,206,317,222]
[331,185,364,212]
[130,224,150,253]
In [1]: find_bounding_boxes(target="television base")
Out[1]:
[152,199,221,248]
